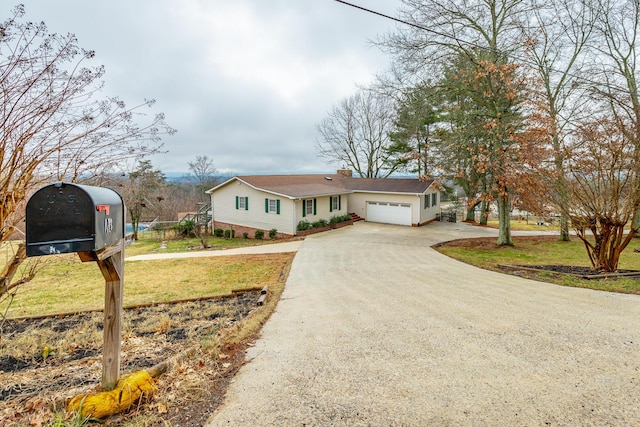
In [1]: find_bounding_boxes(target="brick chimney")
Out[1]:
[337,169,352,177]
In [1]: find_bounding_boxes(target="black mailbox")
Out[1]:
[26,182,124,257]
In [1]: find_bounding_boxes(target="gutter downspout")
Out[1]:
[293,198,298,236]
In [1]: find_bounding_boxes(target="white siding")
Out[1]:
[348,191,438,226]
[419,191,440,224]
[347,192,417,225]
[211,180,350,235]
[211,180,295,235]
[296,195,348,226]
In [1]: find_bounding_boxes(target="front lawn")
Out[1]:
[434,235,640,294]
[124,234,290,257]
[2,252,294,318]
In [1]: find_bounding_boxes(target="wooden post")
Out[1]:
[97,239,124,391]
[80,239,125,391]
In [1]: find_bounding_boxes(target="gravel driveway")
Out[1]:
[206,221,640,426]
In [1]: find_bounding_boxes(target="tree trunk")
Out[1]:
[594,225,626,272]
[575,223,632,273]
[132,219,139,241]
[466,200,480,221]
[479,200,488,225]
[497,194,513,246]
[559,213,570,242]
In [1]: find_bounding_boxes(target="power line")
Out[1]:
[334,0,482,51]
[333,0,629,96]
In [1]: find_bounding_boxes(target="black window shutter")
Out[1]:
[276,199,280,214]
[330,196,333,213]
[245,197,249,210]
[302,200,306,217]
[313,198,317,215]
[339,195,342,210]
[265,198,268,213]
[236,196,239,209]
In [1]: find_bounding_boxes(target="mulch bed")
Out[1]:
[499,264,640,279]
[0,291,262,426]
[435,234,640,279]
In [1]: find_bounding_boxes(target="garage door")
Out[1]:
[366,202,412,226]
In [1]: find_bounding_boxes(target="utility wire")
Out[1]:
[333,0,628,96]
[334,0,485,51]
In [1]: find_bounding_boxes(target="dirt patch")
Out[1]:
[499,264,640,278]
[0,291,262,426]
[433,234,559,250]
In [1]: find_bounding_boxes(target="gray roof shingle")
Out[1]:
[222,174,434,198]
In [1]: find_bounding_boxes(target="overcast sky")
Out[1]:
[15,0,402,176]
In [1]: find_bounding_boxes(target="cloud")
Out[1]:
[15,0,402,175]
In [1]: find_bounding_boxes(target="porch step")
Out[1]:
[349,212,364,222]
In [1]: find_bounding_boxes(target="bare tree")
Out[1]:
[316,88,400,178]
[121,161,166,241]
[521,0,594,241]
[563,118,640,272]
[188,155,219,200]
[557,0,640,271]
[0,6,175,299]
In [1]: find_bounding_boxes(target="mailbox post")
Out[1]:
[26,182,125,391]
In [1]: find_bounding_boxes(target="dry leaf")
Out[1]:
[29,415,44,427]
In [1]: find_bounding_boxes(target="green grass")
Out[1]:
[2,253,294,318]
[124,234,285,257]
[1,234,294,318]
[436,235,640,294]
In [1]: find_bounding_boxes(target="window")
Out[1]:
[236,196,248,210]
[330,195,341,212]
[265,198,280,214]
[425,194,430,209]
[302,198,316,217]
[432,193,437,207]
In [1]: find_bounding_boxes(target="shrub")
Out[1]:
[242,232,249,239]
[297,220,311,231]
[330,215,351,225]
[312,219,328,229]
[269,228,278,239]
[254,230,264,240]
[214,228,224,238]
[224,229,231,239]
[175,219,196,237]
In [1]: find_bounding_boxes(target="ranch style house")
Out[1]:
[206,169,440,238]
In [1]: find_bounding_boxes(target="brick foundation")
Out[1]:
[213,222,293,240]
[213,220,354,239]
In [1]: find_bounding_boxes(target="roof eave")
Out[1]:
[206,176,238,194]
[351,190,427,196]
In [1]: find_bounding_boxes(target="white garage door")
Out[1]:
[366,202,412,226]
